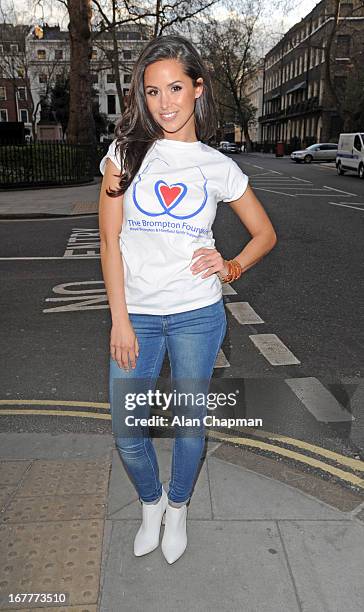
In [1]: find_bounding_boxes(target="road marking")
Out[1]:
[328,201,364,212]
[234,426,364,471]
[253,187,296,197]
[290,176,312,183]
[255,187,335,190]
[207,431,364,488]
[0,398,109,407]
[295,193,353,197]
[249,172,276,177]
[0,256,100,260]
[285,377,355,422]
[249,334,301,365]
[44,281,108,312]
[0,214,98,223]
[251,164,264,169]
[222,284,237,295]
[323,185,358,196]
[226,302,264,324]
[214,349,230,368]
[2,403,362,476]
[64,228,100,257]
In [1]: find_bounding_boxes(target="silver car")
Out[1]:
[291,143,338,163]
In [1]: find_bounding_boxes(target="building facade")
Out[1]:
[239,59,264,145]
[1,22,150,140]
[0,24,33,136]
[259,0,364,148]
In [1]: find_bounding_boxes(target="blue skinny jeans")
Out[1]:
[109,297,227,504]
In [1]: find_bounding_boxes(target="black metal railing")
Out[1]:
[0,141,110,189]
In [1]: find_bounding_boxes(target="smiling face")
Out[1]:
[143,58,203,142]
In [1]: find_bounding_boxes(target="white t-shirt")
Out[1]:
[99,138,249,315]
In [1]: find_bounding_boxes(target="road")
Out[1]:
[0,153,363,490]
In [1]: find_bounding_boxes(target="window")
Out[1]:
[39,74,47,84]
[107,94,116,114]
[354,135,362,151]
[91,49,98,60]
[91,73,98,84]
[107,73,115,83]
[309,50,313,69]
[10,44,18,53]
[17,87,26,101]
[0,86,6,100]
[334,75,347,96]
[19,109,28,122]
[123,50,132,60]
[0,109,8,121]
[123,88,129,97]
[55,49,63,60]
[340,3,353,17]
[336,35,350,57]
[124,73,131,83]
[37,49,46,60]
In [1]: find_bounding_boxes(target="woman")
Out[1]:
[98,34,277,565]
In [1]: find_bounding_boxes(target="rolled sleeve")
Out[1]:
[221,159,249,202]
[99,139,122,175]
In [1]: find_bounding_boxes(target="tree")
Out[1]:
[66,0,96,144]
[198,6,261,150]
[35,0,222,142]
[90,0,220,123]
[49,73,108,139]
[318,0,364,135]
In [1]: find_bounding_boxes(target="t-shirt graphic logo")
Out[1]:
[132,157,208,220]
[156,181,187,209]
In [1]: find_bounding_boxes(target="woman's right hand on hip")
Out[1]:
[110,320,140,371]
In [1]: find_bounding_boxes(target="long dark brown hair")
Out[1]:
[106,34,217,197]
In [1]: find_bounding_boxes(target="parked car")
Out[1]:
[290,143,338,163]
[218,141,241,154]
[336,132,364,178]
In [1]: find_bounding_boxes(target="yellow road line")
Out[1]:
[207,431,364,489]
[1,402,363,478]
[0,399,109,408]
[233,427,364,472]
[0,409,110,420]
[151,407,364,472]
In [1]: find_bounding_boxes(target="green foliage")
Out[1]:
[49,74,108,141]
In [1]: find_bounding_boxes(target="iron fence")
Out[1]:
[0,141,110,189]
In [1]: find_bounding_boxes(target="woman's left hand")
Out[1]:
[190,247,229,279]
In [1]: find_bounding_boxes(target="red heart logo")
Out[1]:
[160,185,182,207]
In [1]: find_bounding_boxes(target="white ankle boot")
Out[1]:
[161,503,188,564]
[133,487,168,557]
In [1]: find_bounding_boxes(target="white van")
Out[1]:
[336,132,364,178]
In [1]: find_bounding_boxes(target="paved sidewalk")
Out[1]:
[0,432,363,612]
[0,181,101,218]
